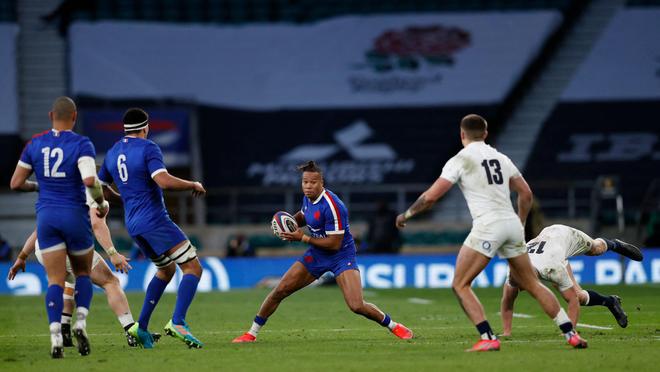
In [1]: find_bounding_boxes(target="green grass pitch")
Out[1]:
[1,285,659,371]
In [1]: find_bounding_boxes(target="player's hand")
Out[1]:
[110,253,132,273]
[96,200,109,218]
[192,181,206,198]
[7,258,26,280]
[280,229,303,242]
[395,213,407,228]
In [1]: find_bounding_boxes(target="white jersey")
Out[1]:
[440,141,521,225]
[527,224,594,266]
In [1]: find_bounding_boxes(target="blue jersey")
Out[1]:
[98,136,170,236]
[301,189,356,256]
[19,129,95,212]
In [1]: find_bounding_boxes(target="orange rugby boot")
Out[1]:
[232,332,257,343]
[391,323,413,339]
[466,339,501,352]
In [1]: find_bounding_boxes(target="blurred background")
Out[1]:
[0,0,658,292]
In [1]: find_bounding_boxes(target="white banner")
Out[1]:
[562,8,660,101]
[0,23,18,134]
[70,12,560,109]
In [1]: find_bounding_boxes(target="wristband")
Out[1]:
[302,235,311,244]
[404,209,413,220]
[106,246,118,256]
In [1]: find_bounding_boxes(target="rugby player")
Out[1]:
[232,161,413,343]
[10,97,107,358]
[501,224,642,335]
[396,114,587,351]
[98,108,206,349]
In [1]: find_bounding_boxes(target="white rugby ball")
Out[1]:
[271,211,298,238]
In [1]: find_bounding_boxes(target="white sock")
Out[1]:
[118,312,135,329]
[248,321,262,337]
[75,307,89,330]
[386,319,397,331]
[50,322,61,335]
[50,322,62,347]
[553,308,575,339]
[61,313,72,325]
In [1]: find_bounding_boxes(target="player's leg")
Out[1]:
[90,255,141,344]
[335,268,413,339]
[452,246,494,341]
[68,248,95,356]
[233,261,316,343]
[507,254,586,348]
[566,264,628,327]
[40,246,68,358]
[500,280,520,337]
[60,279,75,347]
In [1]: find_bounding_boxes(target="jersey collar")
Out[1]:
[312,189,326,205]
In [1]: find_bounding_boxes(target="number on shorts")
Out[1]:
[41,147,66,178]
[117,154,128,182]
[481,159,503,185]
[527,241,546,254]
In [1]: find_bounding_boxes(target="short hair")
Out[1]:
[123,108,149,133]
[297,160,323,176]
[51,96,76,120]
[460,114,488,140]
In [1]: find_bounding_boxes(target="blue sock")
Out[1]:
[254,315,267,326]
[380,314,391,327]
[45,285,64,324]
[139,276,169,330]
[74,275,93,310]
[172,274,200,325]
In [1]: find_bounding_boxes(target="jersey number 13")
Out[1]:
[481,159,503,185]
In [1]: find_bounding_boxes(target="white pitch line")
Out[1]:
[408,297,433,305]
[577,323,613,330]
[495,311,535,318]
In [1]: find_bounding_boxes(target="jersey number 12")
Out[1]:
[481,159,503,185]
[41,147,66,178]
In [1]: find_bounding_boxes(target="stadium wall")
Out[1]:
[2,251,658,295]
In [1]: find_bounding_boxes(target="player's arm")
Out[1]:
[396,176,453,228]
[280,229,343,251]
[152,171,206,197]
[78,156,108,218]
[9,163,38,192]
[510,175,533,226]
[8,229,37,280]
[102,184,123,204]
[89,206,132,273]
[293,211,306,227]
[500,282,520,336]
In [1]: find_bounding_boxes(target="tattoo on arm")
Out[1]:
[405,195,434,219]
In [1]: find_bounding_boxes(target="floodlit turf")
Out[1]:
[1,285,659,371]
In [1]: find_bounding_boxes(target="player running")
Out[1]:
[232,161,413,343]
[7,190,160,347]
[501,224,643,335]
[10,96,108,358]
[98,108,206,349]
[396,114,587,351]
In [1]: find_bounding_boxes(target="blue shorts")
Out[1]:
[298,248,358,279]
[37,207,93,254]
[131,220,187,260]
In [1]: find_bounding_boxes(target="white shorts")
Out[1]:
[464,218,526,259]
[507,261,574,292]
[35,240,105,287]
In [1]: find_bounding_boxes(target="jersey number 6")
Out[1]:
[118,154,128,182]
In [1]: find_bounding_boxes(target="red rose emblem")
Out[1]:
[373,25,470,58]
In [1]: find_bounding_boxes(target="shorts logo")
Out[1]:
[304,255,314,263]
[482,241,492,252]
[347,262,352,266]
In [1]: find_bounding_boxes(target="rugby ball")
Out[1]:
[271,211,298,238]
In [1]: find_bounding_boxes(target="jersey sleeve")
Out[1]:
[439,155,464,184]
[78,137,96,160]
[97,159,112,185]
[503,155,521,178]
[17,142,33,170]
[146,142,167,178]
[323,195,346,235]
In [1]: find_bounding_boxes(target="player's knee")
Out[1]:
[157,264,176,281]
[347,300,365,314]
[102,274,120,289]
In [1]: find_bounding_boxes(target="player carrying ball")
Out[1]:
[232,161,413,343]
